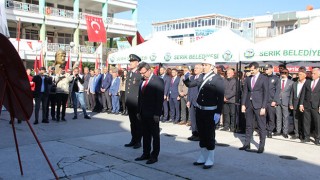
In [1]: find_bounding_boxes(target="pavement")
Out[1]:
[0,108,319,180]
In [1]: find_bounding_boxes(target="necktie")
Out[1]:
[171,78,174,87]
[195,75,199,79]
[251,76,256,89]
[142,79,149,93]
[282,80,285,91]
[312,80,316,91]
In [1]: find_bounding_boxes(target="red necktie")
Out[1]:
[251,76,256,89]
[142,79,149,93]
[282,80,285,91]
[312,80,316,91]
[171,78,174,86]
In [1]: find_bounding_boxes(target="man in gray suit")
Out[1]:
[289,69,307,140]
[275,68,293,138]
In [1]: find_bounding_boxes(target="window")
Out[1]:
[212,19,215,25]
[25,0,39,5]
[8,27,17,38]
[25,29,39,40]
[194,21,197,27]
[57,33,72,44]
[208,19,211,26]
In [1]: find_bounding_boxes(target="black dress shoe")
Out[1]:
[290,135,299,139]
[283,134,288,138]
[72,116,77,120]
[84,115,91,119]
[193,162,205,166]
[273,132,281,136]
[33,121,39,125]
[61,118,66,121]
[315,140,320,146]
[124,142,135,147]
[42,120,49,123]
[257,147,264,154]
[188,135,200,141]
[220,127,229,131]
[146,158,158,164]
[133,142,141,149]
[135,154,150,161]
[239,145,250,150]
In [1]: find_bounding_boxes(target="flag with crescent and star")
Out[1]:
[85,15,106,43]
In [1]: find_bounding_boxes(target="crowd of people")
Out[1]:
[9,50,319,168]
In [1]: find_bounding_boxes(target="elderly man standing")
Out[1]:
[178,66,190,125]
[184,59,224,169]
[101,66,112,113]
[124,54,143,149]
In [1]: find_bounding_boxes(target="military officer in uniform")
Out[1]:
[124,54,143,149]
[264,64,281,138]
[184,59,224,169]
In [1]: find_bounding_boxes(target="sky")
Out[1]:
[116,0,320,38]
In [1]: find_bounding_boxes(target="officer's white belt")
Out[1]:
[196,104,217,110]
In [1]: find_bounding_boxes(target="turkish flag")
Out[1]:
[79,54,83,73]
[33,55,39,74]
[95,54,100,69]
[38,50,43,68]
[85,15,106,43]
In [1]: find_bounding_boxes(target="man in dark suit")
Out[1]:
[300,67,320,145]
[135,62,164,164]
[184,59,224,169]
[100,67,112,113]
[93,69,102,112]
[275,68,293,138]
[264,64,280,138]
[169,68,180,123]
[289,69,307,139]
[83,67,91,110]
[124,54,143,149]
[240,62,268,153]
[32,67,52,124]
[186,64,203,141]
[159,67,170,122]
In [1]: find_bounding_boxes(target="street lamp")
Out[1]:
[69,41,75,69]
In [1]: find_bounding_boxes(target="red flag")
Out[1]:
[33,55,39,75]
[126,31,145,45]
[79,54,83,73]
[85,15,106,42]
[95,54,100,69]
[38,50,43,68]
[27,41,33,50]
[66,52,70,70]
[153,65,159,75]
[105,56,109,68]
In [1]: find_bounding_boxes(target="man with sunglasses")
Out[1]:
[275,69,293,138]
[264,64,281,138]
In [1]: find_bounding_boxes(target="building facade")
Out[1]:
[5,0,138,67]
[152,9,320,44]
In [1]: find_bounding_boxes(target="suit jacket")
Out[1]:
[159,74,170,97]
[289,80,306,109]
[279,79,293,106]
[101,73,112,90]
[266,74,281,104]
[187,74,204,105]
[93,74,102,93]
[241,73,268,109]
[178,75,188,99]
[300,79,320,109]
[138,75,164,118]
[32,75,52,95]
[83,73,91,90]
[224,77,236,104]
[169,76,180,98]
[109,77,120,95]
[125,70,143,108]
[184,72,224,114]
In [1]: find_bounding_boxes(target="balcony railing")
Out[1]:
[6,0,39,13]
[45,7,74,19]
[47,43,116,55]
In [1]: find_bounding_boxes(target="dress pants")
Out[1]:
[303,108,320,140]
[162,99,169,121]
[34,93,48,121]
[223,103,236,130]
[127,106,142,144]
[189,103,198,135]
[72,92,88,117]
[94,93,102,111]
[276,104,290,134]
[293,109,304,137]
[266,103,276,132]
[169,97,180,122]
[84,91,90,109]
[88,92,95,110]
[120,91,126,112]
[180,97,188,121]
[244,101,267,148]
[45,93,56,120]
[111,95,120,113]
[196,108,216,150]
[56,93,68,119]
[141,116,160,159]
[102,90,112,110]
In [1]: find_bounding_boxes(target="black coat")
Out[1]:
[300,79,320,109]
[125,70,143,109]
[138,75,164,118]
[32,75,52,95]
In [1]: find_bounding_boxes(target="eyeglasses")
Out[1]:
[140,70,149,75]
[281,72,289,74]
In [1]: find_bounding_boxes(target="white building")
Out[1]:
[4,0,138,67]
